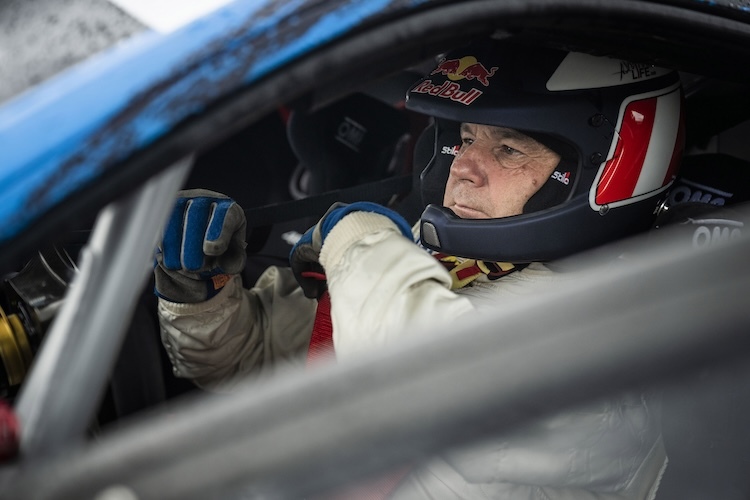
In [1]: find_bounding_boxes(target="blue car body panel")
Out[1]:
[0,0,428,244]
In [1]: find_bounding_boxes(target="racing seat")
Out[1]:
[652,153,750,499]
[238,92,414,284]
[286,92,411,199]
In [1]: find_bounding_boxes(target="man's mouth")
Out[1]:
[450,204,487,219]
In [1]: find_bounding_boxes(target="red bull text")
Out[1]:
[411,80,483,105]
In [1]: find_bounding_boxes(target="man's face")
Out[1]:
[442,123,561,219]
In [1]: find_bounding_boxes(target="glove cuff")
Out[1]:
[154,265,233,303]
[320,211,411,270]
[320,201,412,240]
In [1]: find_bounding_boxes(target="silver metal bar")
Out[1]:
[13,157,193,457]
[3,211,750,500]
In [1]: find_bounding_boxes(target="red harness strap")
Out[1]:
[302,271,336,366]
[306,289,335,366]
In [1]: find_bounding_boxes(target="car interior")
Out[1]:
[123,55,750,497]
[2,3,750,497]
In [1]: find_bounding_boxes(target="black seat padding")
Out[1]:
[287,93,410,197]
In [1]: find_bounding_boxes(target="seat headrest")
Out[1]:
[287,93,410,196]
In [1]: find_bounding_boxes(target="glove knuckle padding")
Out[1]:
[204,200,230,253]
[162,197,189,270]
[182,197,213,271]
[204,200,244,252]
[211,202,247,274]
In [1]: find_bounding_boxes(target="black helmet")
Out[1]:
[405,38,684,262]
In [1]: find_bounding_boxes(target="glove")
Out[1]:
[154,189,247,303]
[290,201,412,299]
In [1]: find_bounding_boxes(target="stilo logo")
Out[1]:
[552,170,571,185]
[431,56,498,87]
[441,145,461,156]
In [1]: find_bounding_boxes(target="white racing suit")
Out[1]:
[158,212,667,499]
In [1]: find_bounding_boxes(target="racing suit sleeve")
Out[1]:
[158,266,316,391]
[319,211,474,358]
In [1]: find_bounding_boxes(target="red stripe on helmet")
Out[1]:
[595,97,658,206]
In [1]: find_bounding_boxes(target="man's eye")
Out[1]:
[496,145,527,168]
[461,137,474,146]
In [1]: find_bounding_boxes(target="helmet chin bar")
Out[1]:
[419,199,658,263]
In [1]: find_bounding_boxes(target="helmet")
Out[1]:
[405,38,684,262]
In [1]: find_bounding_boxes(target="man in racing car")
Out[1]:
[154,37,684,499]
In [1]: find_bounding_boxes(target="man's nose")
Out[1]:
[450,147,485,184]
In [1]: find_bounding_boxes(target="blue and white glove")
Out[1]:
[290,201,412,299]
[154,189,247,303]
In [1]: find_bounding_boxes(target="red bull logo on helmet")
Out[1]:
[431,56,498,87]
[412,55,498,106]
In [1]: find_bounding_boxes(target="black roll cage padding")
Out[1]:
[55,174,415,252]
[243,174,414,228]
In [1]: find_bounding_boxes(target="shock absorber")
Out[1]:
[0,247,76,397]
[0,306,33,391]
